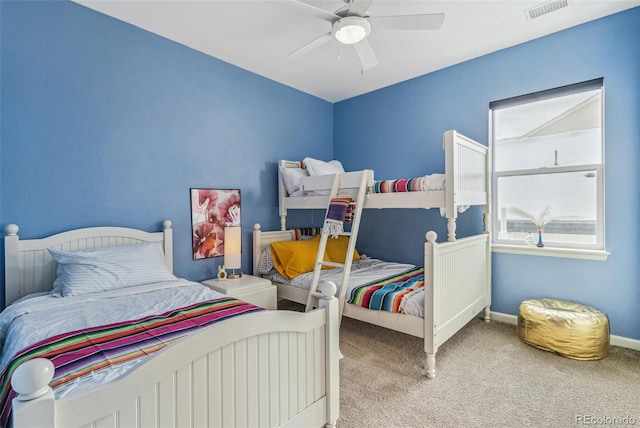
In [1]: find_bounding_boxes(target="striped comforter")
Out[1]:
[371,173,445,193]
[0,296,262,426]
[348,267,424,313]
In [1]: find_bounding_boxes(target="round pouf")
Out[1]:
[518,298,610,360]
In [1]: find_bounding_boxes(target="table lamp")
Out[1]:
[224,226,242,279]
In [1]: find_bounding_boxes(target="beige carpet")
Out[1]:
[279,301,640,428]
[338,316,640,428]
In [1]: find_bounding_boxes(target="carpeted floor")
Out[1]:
[338,316,640,428]
[279,300,640,428]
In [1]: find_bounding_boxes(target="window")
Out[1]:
[490,79,606,257]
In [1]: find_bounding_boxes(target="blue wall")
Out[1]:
[2,1,639,341]
[0,0,333,299]
[334,7,640,340]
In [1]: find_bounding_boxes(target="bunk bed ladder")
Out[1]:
[305,170,370,320]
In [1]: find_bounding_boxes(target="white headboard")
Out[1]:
[252,223,296,275]
[3,220,173,308]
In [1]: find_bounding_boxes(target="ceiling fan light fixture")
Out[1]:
[332,17,370,45]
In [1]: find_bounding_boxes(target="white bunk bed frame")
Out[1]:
[253,225,490,379]
[260,130,492,378]
[279,130,490,241]
[3,221,340,428]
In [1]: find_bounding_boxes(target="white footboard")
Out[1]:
[423,232,491,378]
[11,286,340,428]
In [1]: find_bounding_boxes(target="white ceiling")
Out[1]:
[74,0,640,103]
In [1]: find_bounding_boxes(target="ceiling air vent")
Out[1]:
[524,0,570,21]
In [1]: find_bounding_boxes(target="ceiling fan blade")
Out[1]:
[288,0,340,22]
[369,13,445,31]
[286,33,333,59]
[346,0,374,17]
[353,38,378,70]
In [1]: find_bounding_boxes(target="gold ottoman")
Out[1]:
[518,298,610,360]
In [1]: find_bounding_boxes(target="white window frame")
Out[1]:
[489,79,609,261]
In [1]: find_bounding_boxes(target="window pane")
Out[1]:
[494,89,601,172]
[496,171,597,246]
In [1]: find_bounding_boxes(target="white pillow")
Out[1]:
[303,157,345,176]
[49,243,176,297]
[279,167,309,195]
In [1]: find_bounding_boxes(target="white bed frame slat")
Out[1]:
[5,221,341,428]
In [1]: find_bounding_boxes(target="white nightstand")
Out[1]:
[202,275,277,310]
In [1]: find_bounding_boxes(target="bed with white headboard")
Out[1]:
[2,220,340,428]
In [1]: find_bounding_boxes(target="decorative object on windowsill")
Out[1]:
[509,207,553,248]
[224,225,242,279]
[524,232,536,247]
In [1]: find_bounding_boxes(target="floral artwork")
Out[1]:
[190,188,241,260]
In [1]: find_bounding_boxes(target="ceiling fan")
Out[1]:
[286,0,445,71]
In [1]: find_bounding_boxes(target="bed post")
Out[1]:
[4,224,20,308]
[318,281,340,428]
[278,161,288,230]
[162,220,173,273]
[483,139,491,322]
[483,220,492,323]
[423,231,438,378]
[444,131,457,241]
[253,223,262,275]
[11,358,55,428]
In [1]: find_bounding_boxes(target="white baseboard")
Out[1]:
[490,311,640,352]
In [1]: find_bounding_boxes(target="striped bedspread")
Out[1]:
[348,267,424,313]
[371,178,424,193]
[0,297,262,426]
[370,173,445,193]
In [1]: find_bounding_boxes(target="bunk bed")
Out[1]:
[2,221,340,428]
[255,130,491,378]
[278,130,490,242]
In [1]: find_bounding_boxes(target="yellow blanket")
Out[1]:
[271,235,359,280]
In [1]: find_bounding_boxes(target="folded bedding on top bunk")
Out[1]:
[287,173,447,197]
[371,174,445,193]
[281,157,448,197]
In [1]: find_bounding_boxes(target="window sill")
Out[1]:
[491,244,609,261]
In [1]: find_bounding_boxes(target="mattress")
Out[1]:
[289,173,446,198]
[265,257,426,318]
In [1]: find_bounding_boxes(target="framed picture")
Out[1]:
[190,188,241,260]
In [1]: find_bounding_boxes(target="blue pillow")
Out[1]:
[48,243,176,297]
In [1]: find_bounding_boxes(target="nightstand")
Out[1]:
[202,274,277,310]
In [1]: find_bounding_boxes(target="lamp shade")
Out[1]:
[224,226,241,270]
